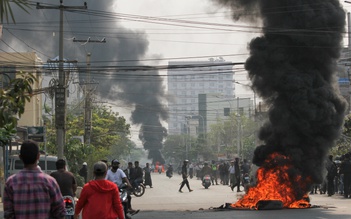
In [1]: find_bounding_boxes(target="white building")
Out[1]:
[167,58,235,135]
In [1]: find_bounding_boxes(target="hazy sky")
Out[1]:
[2,0,258,148]
[115,0,258,96]
[4,0,351,148]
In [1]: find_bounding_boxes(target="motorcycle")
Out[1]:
[202,174,211,189]
[119,184,130,219]
[132,182,145,197]
[119,183,140,219]
[63,196,75,219]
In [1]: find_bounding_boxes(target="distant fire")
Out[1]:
[232,153,312,210]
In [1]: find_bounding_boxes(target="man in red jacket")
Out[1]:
[74,161,125,219]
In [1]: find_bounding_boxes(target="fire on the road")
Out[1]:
[231,153,312,210]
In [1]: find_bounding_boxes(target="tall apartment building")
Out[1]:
[167,58,235,135]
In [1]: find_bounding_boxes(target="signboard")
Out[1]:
[27,126,46,143]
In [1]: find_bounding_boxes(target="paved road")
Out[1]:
[131,172,351,219]
[1,172,350,219]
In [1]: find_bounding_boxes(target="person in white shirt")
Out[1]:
[229,161,236,191]
[105,159,137,215]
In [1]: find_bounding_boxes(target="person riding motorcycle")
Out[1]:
[105,159,138,217]
[200,162,212,188]
[200,162,212,179]
[131,161,143,189]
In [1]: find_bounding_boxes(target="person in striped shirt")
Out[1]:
[3,140,66,219]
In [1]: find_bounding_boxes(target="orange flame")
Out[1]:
[232,153,311,209]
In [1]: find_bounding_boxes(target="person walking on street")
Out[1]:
[74,161,125,219]
[3,140,66,219]
[189,162,194,179]
[229,161,236,191]
[179,160,193,193]
[340,153,351,198]
[326,155,338,196]
[79,162,88,184]
[211,160,219,185]
[143,163,153,188]
[233,157,242,192]
[51,159,77,197]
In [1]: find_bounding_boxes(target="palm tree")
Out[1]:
[0,0,30,23]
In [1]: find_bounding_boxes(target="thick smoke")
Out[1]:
[4,0,168,164]
[213,0,347,191]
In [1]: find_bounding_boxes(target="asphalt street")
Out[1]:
[131,172,351,219]
[1,172,350,219]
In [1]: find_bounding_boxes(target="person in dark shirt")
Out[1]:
[143,163,153,188]
[51,159,77,197]
[340,153,351,198]
[79,162,88,184]
[178,160,193,193]
[200,162,212,179]
[131,161,144,188]
[4,140,65,219]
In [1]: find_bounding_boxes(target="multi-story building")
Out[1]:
[0,52,43,154]
[167,58,235,135]
[0,52,43,128]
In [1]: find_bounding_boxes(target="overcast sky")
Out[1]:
[115,0,258,96]
[4,0,351,148]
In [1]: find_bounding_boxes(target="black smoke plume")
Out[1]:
[213,0,347,193]
[3,0,168,164]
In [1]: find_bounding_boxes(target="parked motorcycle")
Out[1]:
[63,196,75,219]
[202,174,211,189]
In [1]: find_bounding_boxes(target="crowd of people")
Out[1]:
[172,158,252,193]
[310,153,351,199]
[5,139,350,219]
[2,140,153,219]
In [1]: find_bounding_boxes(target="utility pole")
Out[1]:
[37,1,87,159]
[73,38,106,145]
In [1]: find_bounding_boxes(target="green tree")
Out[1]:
[206,113,257,161]
[333,115,351,156]
[44,104,131,182]
[163,134,198,163]
[0,72,36,144]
